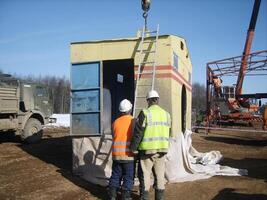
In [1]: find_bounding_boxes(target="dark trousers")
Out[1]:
[109,160,134,191]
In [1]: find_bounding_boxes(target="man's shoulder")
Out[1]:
[156,105,169,113]
[138,109,146,117]
[115,115,133,123]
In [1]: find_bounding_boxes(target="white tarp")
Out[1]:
[72,134,113,186]
[165,130,247,183]
[72,129,247,186]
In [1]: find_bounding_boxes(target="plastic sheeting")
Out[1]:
[72,130,247,186]
[165,130,247,183]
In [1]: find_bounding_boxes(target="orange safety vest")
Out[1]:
[112,115,134,157]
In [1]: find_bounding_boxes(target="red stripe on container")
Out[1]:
[134,72,192,91]
[134,65,191,89]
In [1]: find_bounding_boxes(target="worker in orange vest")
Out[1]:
[213,76,223,97]
[108,99,135,200]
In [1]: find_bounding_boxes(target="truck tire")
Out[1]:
[21,118,43,143]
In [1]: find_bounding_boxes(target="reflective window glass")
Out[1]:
[72,90,99,113]
[72,113,100,135]
[173,52,178,71]
[71,61,101,136]
[35,86,48,97]
[71,62,99,89]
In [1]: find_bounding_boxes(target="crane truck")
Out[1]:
[205,0,267,130]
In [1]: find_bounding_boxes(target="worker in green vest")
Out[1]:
[130,90,171,200]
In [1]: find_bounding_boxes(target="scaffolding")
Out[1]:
[206,50,267,129]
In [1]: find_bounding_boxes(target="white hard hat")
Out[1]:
[146,90,159,99]
[119,99,132,112]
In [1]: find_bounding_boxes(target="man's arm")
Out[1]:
[130,111,146,152]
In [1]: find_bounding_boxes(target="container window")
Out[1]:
[72,113,100,135]
[72,90,99,113]
[173,52,178,71]
[71,62,99,90]
[180,41,184,50]
[71,62,101,136]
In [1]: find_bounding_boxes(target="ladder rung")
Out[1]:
[97,152,109,155]
[141,50,156,54]
[140,61,155,64]
[138,71,154,75]
[138,84,153,86]
[144,30,157,34]
[136,50,156,53]
[143,40,156,43]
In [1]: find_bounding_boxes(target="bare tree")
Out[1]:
[192,82,206,112]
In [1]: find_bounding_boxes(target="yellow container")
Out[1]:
[71,34,192,135]
[70,34,192,185]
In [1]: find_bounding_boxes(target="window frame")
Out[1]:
[70,61,103,136]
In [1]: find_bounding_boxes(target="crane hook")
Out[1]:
[142,0,151,12]
[141,0,151,30]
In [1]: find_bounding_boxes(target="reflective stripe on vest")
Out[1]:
[142,136,169,142]
[112,147,130,152]
[113,141,131,145]
[112,141,131,153]
[112,115,134,157]
[138,105,170,150]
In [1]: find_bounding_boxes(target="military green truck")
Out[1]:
[0,74,54,143]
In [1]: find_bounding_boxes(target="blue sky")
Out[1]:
[0,0,266,94]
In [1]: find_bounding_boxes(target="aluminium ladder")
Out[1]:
[133,25,159,117]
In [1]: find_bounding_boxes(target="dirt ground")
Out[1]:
[0,128,267,200]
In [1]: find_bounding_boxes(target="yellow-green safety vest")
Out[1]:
[138,105,171,150]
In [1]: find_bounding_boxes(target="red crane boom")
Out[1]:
[235,0,261,98]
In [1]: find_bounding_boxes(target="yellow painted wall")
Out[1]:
[71,36,171,65]
[170,36,192,79]
[70,35,192,135]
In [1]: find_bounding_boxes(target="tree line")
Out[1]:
[0,70,70,114]
[1,69,207,116]
[191,82,206,125]
[192,82,206,113]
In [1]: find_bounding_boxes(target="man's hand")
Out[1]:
[131,150,138,155]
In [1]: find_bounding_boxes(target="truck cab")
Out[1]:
[0,74,54,143]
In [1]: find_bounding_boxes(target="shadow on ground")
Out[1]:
[212,188,267,200]
[0,131,21,143]
[204,136,267,147]
[221,157,267,182]
[0,132,140,199]
[0,132,106,199]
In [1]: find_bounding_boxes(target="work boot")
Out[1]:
[140,190,149,200]
[139,184,145,198]
[121,190,132,200]
[108,187,117,200]
[155,189,165,200]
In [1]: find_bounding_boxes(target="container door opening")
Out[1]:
[181,85,187,133]
[103,59,135,129]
